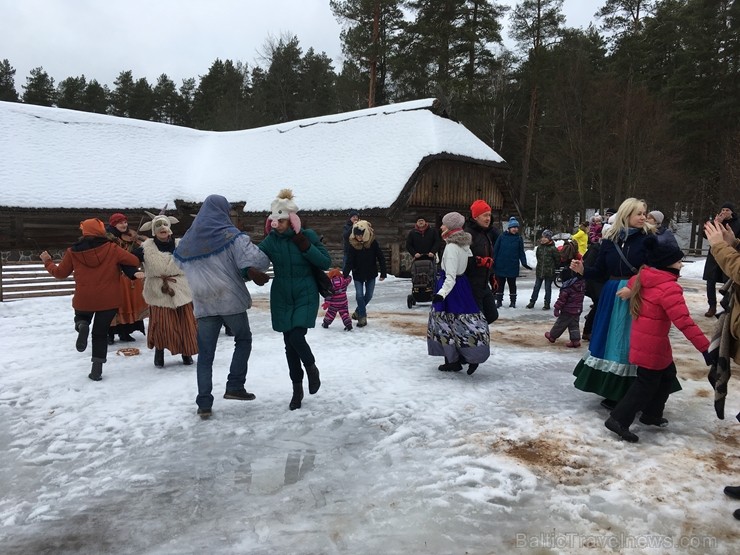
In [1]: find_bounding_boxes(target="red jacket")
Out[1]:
[628,267,709,370]
[45,240,140,312]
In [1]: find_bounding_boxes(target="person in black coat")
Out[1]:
[464,199,500,323]
[703,202,740,317]
[343,219,387,328]
[342,209,360,267]
[406,217,440,261]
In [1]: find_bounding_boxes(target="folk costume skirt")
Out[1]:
[147,303,198,356]
[427,271,490,364]
[573,278,681,401]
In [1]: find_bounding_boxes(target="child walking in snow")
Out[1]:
[322,268,353,331]
[604,236,711,443]
[526,229,560,310]
[545,269,585,347]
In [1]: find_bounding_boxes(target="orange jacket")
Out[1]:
[44,241,140,312]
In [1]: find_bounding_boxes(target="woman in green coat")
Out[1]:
[259,189,331,411]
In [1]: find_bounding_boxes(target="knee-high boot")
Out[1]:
[289,382,304,411]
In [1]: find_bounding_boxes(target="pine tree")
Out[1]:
[192,59,250,130]
[0,59,20,102]
[57,75,88,110]
[21,67,56,106]
[83,79,109,114]
[110,70,135,117]
[297,48,338,118]
[152,74,180,123]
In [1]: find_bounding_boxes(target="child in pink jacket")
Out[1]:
[605,237,710,443]
[322,268,353,331]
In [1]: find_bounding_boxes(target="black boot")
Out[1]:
[119,332,135,342]
[289,382,304,410]
[494,294,503,308]
[509,295,517,308]
[306,364,321,394]
[154,349,165,368]
[75,320,89,352]
[107,330,115,345]
[88,361,103,381]
[181,355,193,365]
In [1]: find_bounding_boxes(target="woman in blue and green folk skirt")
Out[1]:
[569,198,680,410]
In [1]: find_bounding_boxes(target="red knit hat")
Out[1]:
[109,213,127,226]
[470,199,491,219]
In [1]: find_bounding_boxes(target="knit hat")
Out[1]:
[269,188,299,221]
[470,199,492,219]
[721,202,736,213]
[80,218,106,237]
[604,208,616,217]
[645,235,683,269]
[348,209,359,218]
[442,211,465,230]
[507,216,520,229]
[541,229,553,239]
[109,213,127,227]
[648,210,664,225]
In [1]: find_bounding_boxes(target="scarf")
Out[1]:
[708,279,735,420]
[174,194,243,262]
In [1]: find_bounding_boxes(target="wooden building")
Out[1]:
[1,99,515,273]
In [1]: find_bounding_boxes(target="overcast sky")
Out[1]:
[1,0,600,90]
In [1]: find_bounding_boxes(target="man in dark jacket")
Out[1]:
[342,209,360,267]
[406,217,440,260]
[343,219,387,328]
[464,199,500,324]
[703,202,740,317]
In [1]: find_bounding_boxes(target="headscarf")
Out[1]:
[173,194,243,262]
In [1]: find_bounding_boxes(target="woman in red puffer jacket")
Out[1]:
[604,236,710,443]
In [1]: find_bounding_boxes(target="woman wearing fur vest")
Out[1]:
[343,219,387,327]
[428,211,490,374]
[133,213,198,368]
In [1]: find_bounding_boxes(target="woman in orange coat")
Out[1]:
[40,218,141,381]
[106,213,148,343]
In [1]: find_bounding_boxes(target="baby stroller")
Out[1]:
[407,257,437,308]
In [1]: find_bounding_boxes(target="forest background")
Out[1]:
[2,0,738,249]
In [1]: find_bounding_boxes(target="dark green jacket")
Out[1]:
[535,241,561,279]
[258,228,331,332]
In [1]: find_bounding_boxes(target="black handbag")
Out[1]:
[312,266,334,298]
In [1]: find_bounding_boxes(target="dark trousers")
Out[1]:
[549,313,580,341]
[283,328,315,383]
[472,286,499,324]
[583,300,598,336]
[706,279,718,307]
[75,309,117,362]
[611,363,677,427]
[495,277,517,298]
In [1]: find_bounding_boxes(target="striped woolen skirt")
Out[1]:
[147,303,198,356]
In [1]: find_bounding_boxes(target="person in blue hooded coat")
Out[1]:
[492,216,531,308]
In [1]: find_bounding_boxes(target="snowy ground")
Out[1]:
[0,257,738,555]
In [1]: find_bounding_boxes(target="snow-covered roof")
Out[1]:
[0,98,506,211]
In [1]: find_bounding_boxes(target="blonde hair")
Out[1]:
[603,198,654,241]
[629,267,646,319]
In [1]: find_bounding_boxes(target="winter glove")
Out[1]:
[475,256,493,269]
[292,232,311,252]
[433,294,444,303]
[702,350,716,366]
[553,308,560,317]
[321,301,329,310]
[289,213,302,233]
[247,268,270,286]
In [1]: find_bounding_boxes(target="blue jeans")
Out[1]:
[354,278,376,317]
[530,277,553,304]
[195,312,252,409]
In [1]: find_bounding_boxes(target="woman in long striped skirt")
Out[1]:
[134,213,198,368]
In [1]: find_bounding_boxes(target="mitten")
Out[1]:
[433,294,444,303]
[247,268,270,286]
[321,301,329,310]
[702,350,715,366]
[553,308,560,317]
[292,232,310,252]
[288,213,302,233]
[476,256,493,269]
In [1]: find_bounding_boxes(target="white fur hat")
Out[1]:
[269,188,299,220]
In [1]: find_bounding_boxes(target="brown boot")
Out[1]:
[705,306,716,318]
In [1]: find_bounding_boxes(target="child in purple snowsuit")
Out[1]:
[322,268,353,331]
[546,269,585,348]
